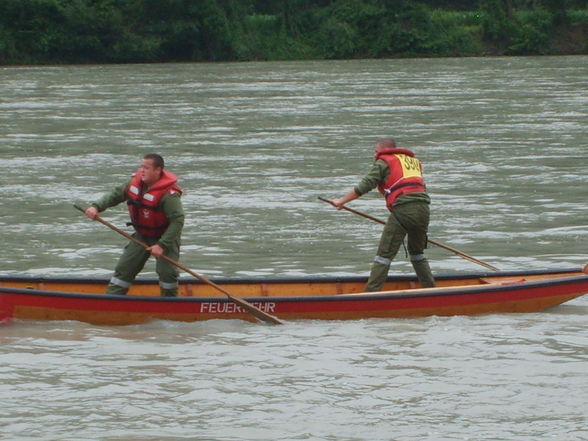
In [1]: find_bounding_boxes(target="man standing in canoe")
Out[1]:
[332,138,435,291]
[84,153,184,297]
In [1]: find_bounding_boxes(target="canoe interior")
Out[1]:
[1,268,586,299]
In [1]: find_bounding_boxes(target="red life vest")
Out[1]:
[126,169,182,238]
[375,148,427,210]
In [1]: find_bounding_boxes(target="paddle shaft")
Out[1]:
[318,197,499,272]
[74,204,283,325]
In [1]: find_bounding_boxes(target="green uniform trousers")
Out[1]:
[106,233,180,297]
[365,201,435,292]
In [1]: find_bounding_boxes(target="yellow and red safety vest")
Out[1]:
[375,148,426,210]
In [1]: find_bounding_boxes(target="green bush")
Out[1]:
[568,8,588,24]
[308,0,381,58]
[480,0,518,49]
[424,10,484,56]
[509,8,554,54]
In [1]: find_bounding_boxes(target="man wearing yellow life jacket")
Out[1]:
[84,153,185,296]
[332,138,435,291]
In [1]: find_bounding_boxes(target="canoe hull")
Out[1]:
[1,268,587,325]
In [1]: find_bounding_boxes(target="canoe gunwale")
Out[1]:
[0,267,583,287]
[1,272,587,303]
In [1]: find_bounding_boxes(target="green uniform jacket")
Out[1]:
[92,179,184,250]
[354,159,430,208]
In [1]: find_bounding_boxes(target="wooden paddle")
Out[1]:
[74,204,284,325]
[318,196,499,272]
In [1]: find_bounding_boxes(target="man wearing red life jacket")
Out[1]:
[84,153,184,296]
[332,138,435,291]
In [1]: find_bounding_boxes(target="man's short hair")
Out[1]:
[144,153,164,169]
[377,138,397,149]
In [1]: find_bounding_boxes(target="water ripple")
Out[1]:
[1,57,587,440]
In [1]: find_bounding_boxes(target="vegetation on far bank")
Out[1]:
[1,0,587,65]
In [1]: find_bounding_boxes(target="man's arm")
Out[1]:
[84,182,129,220]
[331,160,388,209]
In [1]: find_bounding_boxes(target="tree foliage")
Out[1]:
[0,0,586,64]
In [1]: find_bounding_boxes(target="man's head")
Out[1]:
[140,153,164,187]
[374,138,396,154]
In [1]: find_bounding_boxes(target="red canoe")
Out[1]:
[1,267,587,325]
